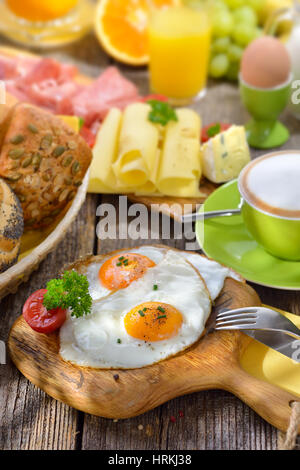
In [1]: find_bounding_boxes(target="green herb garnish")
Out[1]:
[207,123,221,138]
[117,257,129,267]
[117,338,122,344]
[78,117,85,130]
[153,284,158,291]
[138,310,145,317]
[43,270,92,319]
[157,315,167,320]
[147,100,178,126]
[157,306,165,313]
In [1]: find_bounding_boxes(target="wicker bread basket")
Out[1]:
[0,170,89,300]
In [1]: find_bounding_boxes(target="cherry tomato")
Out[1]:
[80,125,96,148]
[22,289,67,334]
[201,122,231,143]
[140,94,168,103]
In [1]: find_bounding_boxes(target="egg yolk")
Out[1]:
[124,302,183,342]
[99,253,156,290]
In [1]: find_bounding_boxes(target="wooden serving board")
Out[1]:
[0,45,219,220]
[129,179,219,220]
[8,273,300,433]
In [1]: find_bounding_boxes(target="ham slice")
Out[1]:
[21,79,83,112]
[6,83,29,102]
[12,58,81,112]
[0,53,38,80]
[19,58,77,85]
[63,67,139,125]
[0,53,141,142]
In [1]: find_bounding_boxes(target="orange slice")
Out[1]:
[95,0,180,66]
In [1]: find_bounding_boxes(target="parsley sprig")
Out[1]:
[78,117,85,130]
[207,123,221,138]
[43,270,92,318]
[147,100,178,126]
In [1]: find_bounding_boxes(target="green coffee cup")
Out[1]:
[238,151,300,261]
[239,75,291,149]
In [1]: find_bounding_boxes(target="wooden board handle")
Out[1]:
[224,364,300,433]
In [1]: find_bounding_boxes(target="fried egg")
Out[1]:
[178,250,241,300]
[85,246,165,300]
[85,245,241,302]
[60,251,211,369]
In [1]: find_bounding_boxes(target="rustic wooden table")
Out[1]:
[0,33,300,451]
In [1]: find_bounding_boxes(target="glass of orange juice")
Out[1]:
[148,4,211,105]
[0,0,94,48]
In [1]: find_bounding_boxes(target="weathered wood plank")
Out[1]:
[0,32,299,450]
[0,195,98,450]
[81,391,278,450]
[159,390,278,450]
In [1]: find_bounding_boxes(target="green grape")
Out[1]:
[209,54,230,78]
[208,0,230,20]
[247,0,263,12]
[232,24,257,46]
[213,10,234,37]
[228,43,243,62]
[224,0,245,9]
[212,36,231,53]
[226,62,240,81]
[211,0,228,10]
[233,6,258,27]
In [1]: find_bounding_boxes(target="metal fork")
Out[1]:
[214,306,300,340]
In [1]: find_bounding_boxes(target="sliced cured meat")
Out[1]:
[0,53,141,145]
[80,125,97,148]
[71,67,139,125]
[25,80,83,112]
[11,58,80,112]
[19,58,77,85]
[6,83,29,102]
[80,95,140,124]
[0,54,38,80]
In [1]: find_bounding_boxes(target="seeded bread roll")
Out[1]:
[0,103,92,229]
[0,177,23,273]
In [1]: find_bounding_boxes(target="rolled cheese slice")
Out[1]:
[88,108,131,194]
[112,103,160,193]
[156,109,203,197]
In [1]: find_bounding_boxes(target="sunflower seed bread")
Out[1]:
[0,103,92,229]
[0,177,23,273]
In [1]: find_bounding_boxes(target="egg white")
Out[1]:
[85,245,241,302]
[179,250,241,300]
[60,251,211,369]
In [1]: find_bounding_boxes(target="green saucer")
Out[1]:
[195,180,300,290]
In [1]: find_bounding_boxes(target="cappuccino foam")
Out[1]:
[239,152,300,218]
